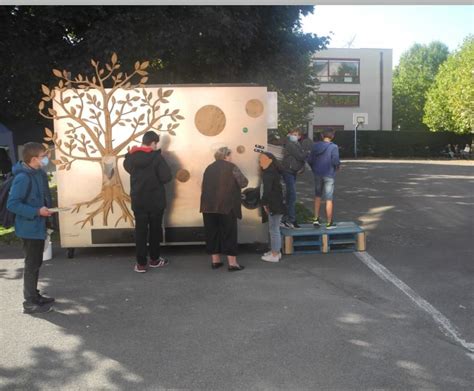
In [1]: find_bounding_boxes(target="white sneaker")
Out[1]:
[261,253,280,262]
[264,251,282,260]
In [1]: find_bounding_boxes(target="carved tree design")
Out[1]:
[39,53,184,227]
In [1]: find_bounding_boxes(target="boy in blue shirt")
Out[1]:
[7,142,54,314]
[307,129,340,229]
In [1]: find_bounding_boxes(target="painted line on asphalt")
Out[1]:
[355,251,474,358]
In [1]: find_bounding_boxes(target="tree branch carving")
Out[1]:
[39,53,185,227]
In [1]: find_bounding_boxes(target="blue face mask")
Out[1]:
[288,135,298,142]
[40,156,49,167]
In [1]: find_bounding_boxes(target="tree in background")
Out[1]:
[0,6,329,136]
[423,36,474,134]
[392,41,449,131]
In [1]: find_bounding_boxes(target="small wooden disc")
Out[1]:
[245,99,264,118]
[176,169,190,182]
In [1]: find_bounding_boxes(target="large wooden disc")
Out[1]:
[194,105,226,137]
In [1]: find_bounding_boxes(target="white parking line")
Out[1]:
[355,251,474,359]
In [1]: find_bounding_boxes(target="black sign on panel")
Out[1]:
[91,228,135,244]
[165,227,206,243]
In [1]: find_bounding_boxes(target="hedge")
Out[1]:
[329,131,472,158]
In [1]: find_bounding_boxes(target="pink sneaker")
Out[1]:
[149,257,170,268]
[134,264,147,273]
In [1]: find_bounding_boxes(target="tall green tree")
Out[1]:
[423,36,474,134]
[392,41,449,131]
[0,6,329,134]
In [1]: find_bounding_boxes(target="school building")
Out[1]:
[308,48,393,139]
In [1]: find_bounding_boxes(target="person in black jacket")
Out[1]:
[259,152,285,263]
[200,147,248,272]
[123,131,172,273]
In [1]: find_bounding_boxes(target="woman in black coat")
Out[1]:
[200,147,248,271]
[259,152,285,263]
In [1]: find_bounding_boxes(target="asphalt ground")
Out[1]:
[0,160,473,390]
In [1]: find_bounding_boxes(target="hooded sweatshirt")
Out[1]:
[7,162,52,239]
[307,141,340,178]
[123,146,172,213]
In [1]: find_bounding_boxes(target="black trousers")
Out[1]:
[134,209,164,265]
[22,239,45,305]
[203,212,238,256]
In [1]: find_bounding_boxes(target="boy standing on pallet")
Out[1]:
[307,129,340,229]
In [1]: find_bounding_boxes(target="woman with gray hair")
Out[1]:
[200,147,248,271]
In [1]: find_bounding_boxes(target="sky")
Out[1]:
[301,5,473,67]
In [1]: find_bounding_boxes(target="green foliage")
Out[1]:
[0,226,18,245]
[423,36,474,134]
[295,202,313,223]
[0,6,329,132]
[393,41,449,131]
[273,53,319,136]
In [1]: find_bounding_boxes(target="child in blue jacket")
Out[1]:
[7,142,54,314]
[307,129,340,229]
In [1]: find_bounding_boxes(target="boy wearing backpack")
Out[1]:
[6,142,54,314]
[307,129,340,229]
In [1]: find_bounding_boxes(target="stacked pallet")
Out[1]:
[281,222,366,255]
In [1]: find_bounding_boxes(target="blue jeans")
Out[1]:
[314,175,335,200]
[268,214,283,253]
[283,171,297,222]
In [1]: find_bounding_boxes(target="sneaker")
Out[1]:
[264,251,282,260]
[36,294,55,305]
[280,221,295,229]
[134,263,147,273]
[312,217,321,227]
[149,257,170,268]
[261,253,280,263]
[326,221,336,229]
[292,222,301,229]
[23,303,53,314]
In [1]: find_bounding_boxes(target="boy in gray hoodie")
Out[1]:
[281,129,307,228]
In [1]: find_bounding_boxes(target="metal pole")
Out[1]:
[354,123,359,158]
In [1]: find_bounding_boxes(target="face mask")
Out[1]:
[289,135,298,142]
[40,156,49,167]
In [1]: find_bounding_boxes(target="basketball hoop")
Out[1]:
[353,113,368,158]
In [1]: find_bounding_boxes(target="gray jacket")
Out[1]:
[282,139,307,174]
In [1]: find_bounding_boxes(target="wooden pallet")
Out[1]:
[281,222,366,255]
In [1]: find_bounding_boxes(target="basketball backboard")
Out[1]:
[353,113,368,126]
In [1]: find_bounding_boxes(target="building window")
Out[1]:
[316,92,360,107]
[315,59,360,83]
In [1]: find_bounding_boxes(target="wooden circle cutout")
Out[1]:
[245,99,264,118]
[194,105,226,137]
[176,169,190,183]
[237,145,246,154]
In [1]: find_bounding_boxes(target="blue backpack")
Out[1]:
[0,173,32,229]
